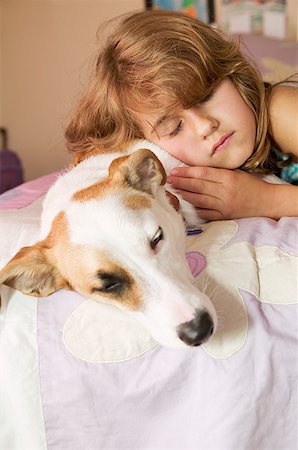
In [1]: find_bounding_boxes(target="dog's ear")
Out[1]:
[110,148,166,194]
[0,244,69,297]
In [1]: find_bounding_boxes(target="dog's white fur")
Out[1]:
[0,140,216,349]
[41,140,201,237]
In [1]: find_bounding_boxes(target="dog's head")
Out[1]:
[0,149,216,348]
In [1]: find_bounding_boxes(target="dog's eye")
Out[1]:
[92,273,125,294]
[92,282,122,294]
[150,227,164,250]
[102,281,122,292]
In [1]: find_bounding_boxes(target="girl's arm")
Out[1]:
[167,167,298,221]
[268,84,298,157]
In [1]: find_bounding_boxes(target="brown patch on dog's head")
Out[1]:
[89,260,142,310]
[123,194,151,210]
[0,213,70,297]
[72,149,166,203]
[166,191,180,212]
[47,222,143,310]
[0,211,143,310]
[72,177,111,202]
[46,221,143,310]
[110,149,166,193]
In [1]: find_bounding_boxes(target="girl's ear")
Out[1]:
[0,244,69,297]
[109,148,167,194]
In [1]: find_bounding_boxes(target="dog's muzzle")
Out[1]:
[176,310,214,346]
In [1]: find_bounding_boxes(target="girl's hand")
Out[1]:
[167,166,276,221]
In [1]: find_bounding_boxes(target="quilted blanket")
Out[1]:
[0,174,297,450]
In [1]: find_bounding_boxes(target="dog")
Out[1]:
[0,140,217,349]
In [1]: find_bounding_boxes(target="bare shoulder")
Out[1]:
[268,84,298,157]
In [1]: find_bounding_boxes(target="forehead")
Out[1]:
[66,191,154,248]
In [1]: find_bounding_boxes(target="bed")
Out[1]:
[0,172,297,450]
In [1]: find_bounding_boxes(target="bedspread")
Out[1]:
[0,174,297,450]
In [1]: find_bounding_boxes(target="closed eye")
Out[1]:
[150,227,164,251]
[155,116,183,139]
[169,120,183,138]
[92,272,127,294]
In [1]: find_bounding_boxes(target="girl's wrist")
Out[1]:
[268,184,298,219]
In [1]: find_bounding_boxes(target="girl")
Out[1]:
[65,9,298,220]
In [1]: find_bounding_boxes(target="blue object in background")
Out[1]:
[150,0,211,23]
[281,163,298,185]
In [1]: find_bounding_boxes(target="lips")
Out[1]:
[212,132,234,156]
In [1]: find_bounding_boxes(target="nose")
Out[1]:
[189,108,218,139]
[177,311,214,346]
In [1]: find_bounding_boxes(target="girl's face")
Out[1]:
[140,78,256,169]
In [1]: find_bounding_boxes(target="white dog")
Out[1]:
[0,140,217,349]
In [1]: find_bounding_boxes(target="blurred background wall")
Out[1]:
[0,0,297,183]
[0,0,143,182]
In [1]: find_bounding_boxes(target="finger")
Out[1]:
[176,190,222,209]
[169,166,226,182]
[196,208,225,221]
[168,176,221,199]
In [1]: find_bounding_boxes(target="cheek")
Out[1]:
[160,141,181,159]
[158,136,194,164]
[146,135,180,160]
[238,100,256,135]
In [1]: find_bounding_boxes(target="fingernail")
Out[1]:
[170,169,178,176]
[167,176,173,184]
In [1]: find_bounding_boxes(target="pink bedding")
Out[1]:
[0,175,297,450]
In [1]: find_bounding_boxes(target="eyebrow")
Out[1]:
[150,115,167,135]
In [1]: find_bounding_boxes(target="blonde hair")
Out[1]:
[65,9,282,173]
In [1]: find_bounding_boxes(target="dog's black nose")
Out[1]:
[177,311,214,346]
